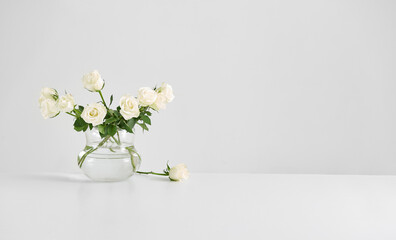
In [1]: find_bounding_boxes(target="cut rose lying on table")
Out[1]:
[39,70,189,182]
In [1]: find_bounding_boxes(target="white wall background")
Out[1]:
[0,0,395,174]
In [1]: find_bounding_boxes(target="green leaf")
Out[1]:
[97,124,106,134]
[119,120,133,133]
[74,117,87,128]
[109,95,113,106]
[146,111,152,116]
[138,123,149,131]
[113,110,121,118]
[88,124,93,130]
[74,119,88,131]
[106,125,117,136]
[99,131,106,139]
[105,111,112,119]
[105,117,117,124]
[74,125,84,132]
[73,105,84,117]
[167,162,171,171]
[127,118,137,130]
[163,162,171,174]
[141,115,151,125]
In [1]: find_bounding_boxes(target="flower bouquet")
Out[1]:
[39,70,189,182]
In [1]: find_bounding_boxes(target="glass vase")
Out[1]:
[77,127,141,182]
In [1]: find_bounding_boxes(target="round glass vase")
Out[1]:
[77,127,141,182]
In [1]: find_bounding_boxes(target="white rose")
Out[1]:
[39,87,58,104]
[119,95,140,120]
[157,83,174,103]
[40,87,58,98]
[57,94,75,112]
[40,99,59,119]
[81,103,107,126]
[137,87,157,106]
[150,93,167,111]
[82,70,104,92]
[169,164,190,181]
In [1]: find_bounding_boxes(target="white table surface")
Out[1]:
[1,173,396,240]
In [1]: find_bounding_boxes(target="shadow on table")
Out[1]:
[145,175,172,182]
[19,173,173,183]
[20,173,93,183]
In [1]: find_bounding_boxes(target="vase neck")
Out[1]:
[85,128,135,147]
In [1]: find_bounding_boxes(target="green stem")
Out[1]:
[116,130,121,143]
[126,146,140,171]
[111,136,120,145]
[66,112,76,117]
[98,90,108,109]
[137,171,168,176]
[78,135,111,168]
